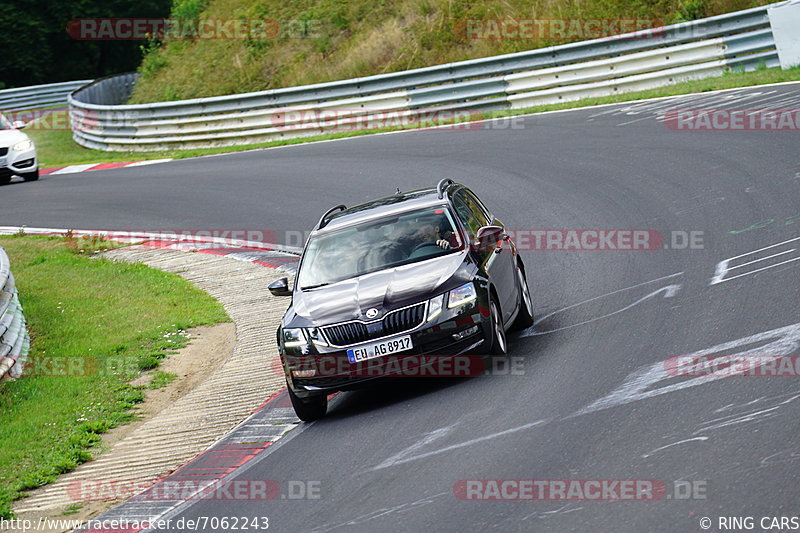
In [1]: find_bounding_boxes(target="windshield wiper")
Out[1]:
[300,282,331,291]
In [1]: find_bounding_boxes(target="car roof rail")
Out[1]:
[437,178,455,199]
[317,204,347,229]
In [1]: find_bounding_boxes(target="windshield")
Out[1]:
[0,114,11,130]
[297,206,463,290]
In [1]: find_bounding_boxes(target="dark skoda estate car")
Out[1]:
[269,180,534,421]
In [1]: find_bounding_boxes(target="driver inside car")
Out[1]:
[416,223,452,250]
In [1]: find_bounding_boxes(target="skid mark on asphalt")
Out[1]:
[306,492,450,533]
[523,271,683,336]
[641,437,709,459]
[692,392,800,435]
[760,449,800,468]
[521,503,584,521]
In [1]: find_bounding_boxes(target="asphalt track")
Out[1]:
[3,83,800,532]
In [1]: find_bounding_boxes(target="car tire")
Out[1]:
[287,384,328,422]
[488,298,508,355]
[512,265,534,330]
[21,169,39,182]
[0,175,10,185]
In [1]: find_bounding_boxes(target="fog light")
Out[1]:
[292,369,316,378]
[452,325,479,340]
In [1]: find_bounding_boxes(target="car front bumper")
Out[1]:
[283,298,494,398]
[0,145,37,178]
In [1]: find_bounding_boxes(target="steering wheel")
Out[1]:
[409,242,443,258]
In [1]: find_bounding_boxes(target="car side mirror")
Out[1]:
[474,225,505,252]
[12,120,25,129]
[268,277,292,296]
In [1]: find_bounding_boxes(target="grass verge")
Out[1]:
[0,235,229,518]
[129,0,774,102]
[25,65,800,169]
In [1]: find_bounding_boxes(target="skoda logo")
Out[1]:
[365,308,379,319]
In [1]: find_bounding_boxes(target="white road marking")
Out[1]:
[126,158,173,167]
[49,163,98,174]
[370,322,800,471]
[371,424,457,471]
[574,322,800,416]
[711,236,800,284]
[369,419,549,471]
[602,86,800,126]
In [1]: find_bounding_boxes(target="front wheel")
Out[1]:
[21,169,39,182]
[488,299,507,355]
[512,265,534,330]
[287,383,328,422]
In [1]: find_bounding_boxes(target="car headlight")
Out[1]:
[282,328,307,348]
[427,294,444,321]
[448,283,477,308]
[12,139,33,152]
[307,327,329,347]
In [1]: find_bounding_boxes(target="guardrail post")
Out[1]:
[0,247,31,381]
[768,1,800,68]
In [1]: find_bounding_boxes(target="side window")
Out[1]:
[463,190,492,223]
[452,190,489,237]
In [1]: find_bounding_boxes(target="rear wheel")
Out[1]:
[512,265,534,330]
[21,169,39,181]
[488,299,507,355]
[287,383,328,422]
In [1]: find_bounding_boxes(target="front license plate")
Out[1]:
[347,335,413,363]
[0,158,6,167]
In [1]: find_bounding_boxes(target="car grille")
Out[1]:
[0,147,8,156]
[322,303,426,347]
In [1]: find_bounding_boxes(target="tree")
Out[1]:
[0,0,171,88]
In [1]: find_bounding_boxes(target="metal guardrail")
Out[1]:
[0,247,30,381]
[0,80,94,112]
[68,3,789,151]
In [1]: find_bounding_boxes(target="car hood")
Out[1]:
[291,251,472,325]
[0,129,29,148]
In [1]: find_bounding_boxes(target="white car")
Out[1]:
[0,113,38,185]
